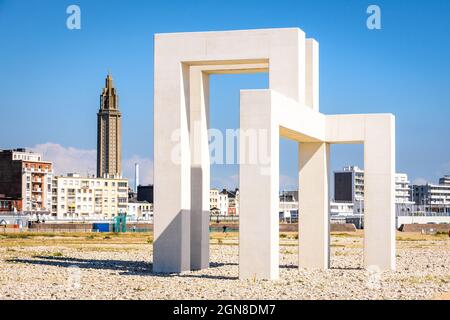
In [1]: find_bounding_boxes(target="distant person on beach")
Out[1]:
[222,225,227,233]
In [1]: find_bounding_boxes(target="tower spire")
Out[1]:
[97,73,122,179]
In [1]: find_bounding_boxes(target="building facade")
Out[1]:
[210,189,219,214]
[209,189,230,215]
[97,74,122,178]
[412,176,450,213]
[218,190,229,216]
[0,149,53,212]
[225,189,240,215]
[279,191,298,221]
[439,175,450,185]
[52,173,128,219]
[334,166,413,205]
[395,173,414,204]
[334,166,364,202]
[127,199,152,219]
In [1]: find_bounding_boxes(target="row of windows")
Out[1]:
[59,204,118,211]
[60,180,125,187]
[58,188,126,195]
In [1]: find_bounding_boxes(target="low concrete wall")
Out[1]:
[210,223,356,232]
[397,216,449,228]
[28,222,153,232]
[330,223,357,232]
[399,223,449,233]
[29,223,93,231]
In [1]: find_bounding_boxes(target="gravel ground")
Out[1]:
[0,235,448,300]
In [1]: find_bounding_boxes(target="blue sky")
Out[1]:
[0,0,449,191]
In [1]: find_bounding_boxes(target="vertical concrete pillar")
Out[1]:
[153,60,191,272]
[239,90,279,280]
[189,68,210,270]
[305,39,319,112]
[298,142,330,269]
[364,115,396,271]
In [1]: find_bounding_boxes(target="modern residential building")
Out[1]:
[279,190,298,221]
[334,166,413,205]
[334,166,364,202]
[224,188,240,215]
[209,189,229,215]
[127,198,152,219]
[439,175,450,185]
[52,173,128,219]
[395,173,414,204]
[210,189,219,214]
[0,149,53,212]
[218,189,229,216]
[97,73,122,178]
[329,201,354,217]
[412,175,450,213]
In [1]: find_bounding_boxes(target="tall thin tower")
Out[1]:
[134,163,140,193]
[97,73,122,178]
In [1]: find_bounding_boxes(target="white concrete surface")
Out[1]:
[298,142,330,269]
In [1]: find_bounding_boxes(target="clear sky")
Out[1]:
[0,0,449,191]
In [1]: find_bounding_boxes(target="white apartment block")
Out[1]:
[52,173,128,219]
[395,173,414,204]
[209,188,230,215]
[127,199,152,219]
[218,190,229,215]
[334,166,413,204]
[413,175,450,210]
[330,201,354,217]
[210,189,219,212]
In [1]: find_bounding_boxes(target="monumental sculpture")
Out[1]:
[153,28,395,280]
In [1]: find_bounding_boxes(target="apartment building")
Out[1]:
[395,173,414,204]
[210,189,219,214]
[218,190,229,215]
[279,190,298,220]
[52,173,128,219]
[127,198,152,219]
[412,175,450,213]
[334,166,364,202]
[0,149,53,212]
[334,166,413,204]
[209,188,231,215]
[224,188,240,215]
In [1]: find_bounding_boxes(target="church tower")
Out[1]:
[97,73,122,178]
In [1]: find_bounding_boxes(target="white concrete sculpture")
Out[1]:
[153,28,395,280]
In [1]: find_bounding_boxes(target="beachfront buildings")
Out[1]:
[412,175,450,213]
[52,173,128,219]
[0,149,53,212]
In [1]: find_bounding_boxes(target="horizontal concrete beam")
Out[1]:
[326,113,395,144]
